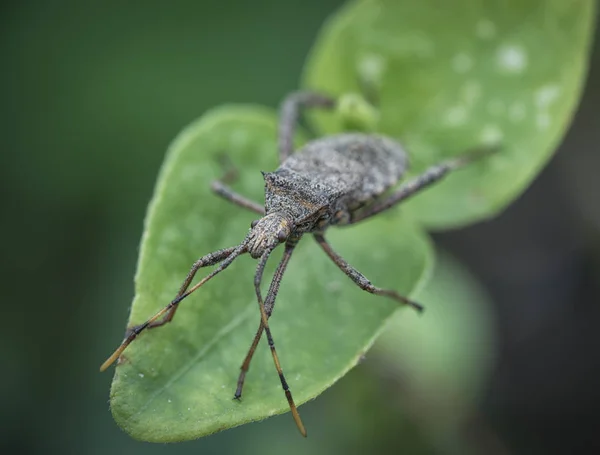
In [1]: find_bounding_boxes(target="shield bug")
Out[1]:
[101,91,495,437]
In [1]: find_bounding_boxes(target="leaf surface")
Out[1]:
[303,0,596,227]
[108,106,433,441]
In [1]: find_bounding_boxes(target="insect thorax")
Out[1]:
[262,133,408,231]
[263,170,337,225]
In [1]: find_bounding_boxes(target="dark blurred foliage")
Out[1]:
[436,27,600,455]
[0,1,598,455]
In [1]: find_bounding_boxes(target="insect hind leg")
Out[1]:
[278,91,335,163]
[351,146,498,223]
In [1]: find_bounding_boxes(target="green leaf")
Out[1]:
[108,105,433,441]
[303,0,596,228]
[374,251,497,434]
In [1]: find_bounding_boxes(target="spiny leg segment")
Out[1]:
[313,233,424,312]
[211,180,264,215]
[253,246,306,437]
[278,91,335,163]
[210,155,264,215]
[352,146,497,223]
[100,243,248,372]
[235,240,298,400]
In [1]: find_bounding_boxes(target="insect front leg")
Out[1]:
[313,233,423,312]
[211,181,264,215]
[351,147,497,223]
[210,156,264,215]
[278,91,335,163]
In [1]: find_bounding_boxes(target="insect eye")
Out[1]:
[250,219,259,228]
[277,229,287,243]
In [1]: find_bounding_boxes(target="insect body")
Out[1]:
[265,134,407,231]
[101,91,492,437]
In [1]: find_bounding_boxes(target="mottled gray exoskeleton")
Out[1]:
[101,91,493,437]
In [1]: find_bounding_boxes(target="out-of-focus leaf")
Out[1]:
[375,251,496,433]
[303,0,596,228]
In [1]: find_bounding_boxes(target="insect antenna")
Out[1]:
[235,242,297,399]
[100,239,250,372]
[254,246,306,437]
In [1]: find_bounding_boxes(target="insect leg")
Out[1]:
[100,244,248,372]
[211,180,264,215]
[234,242,296,400]
[253,247,306,437]
[278,91,335,163]
[210,155,264,215]
[314,233,423,312]
[352,147,497,223]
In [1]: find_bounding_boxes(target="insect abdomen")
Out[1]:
[280,133,408,203]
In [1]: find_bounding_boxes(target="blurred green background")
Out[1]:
[1,1,599,454]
